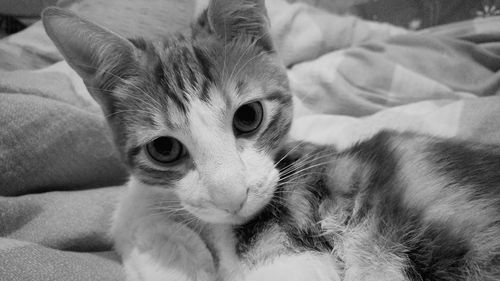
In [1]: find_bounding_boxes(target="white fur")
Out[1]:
[243,253,341,281]
[164,97,280,224]
[208,225,245,281]
[113,179,341,281]
[112,181,343,281]
[111,178,216,281]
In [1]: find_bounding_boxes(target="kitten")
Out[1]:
[42,0,500,280]
[43,0,294,280]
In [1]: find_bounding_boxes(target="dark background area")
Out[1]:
[1,0,499,37]
[355,0,500,29]
[291,0,500,29]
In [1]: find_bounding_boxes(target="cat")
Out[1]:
[42,0,294,280]
[42,0,500,280]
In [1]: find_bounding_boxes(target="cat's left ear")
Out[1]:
[205,0,273,51]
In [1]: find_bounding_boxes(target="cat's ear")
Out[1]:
[206,0,273,51]
[42,7,138,114]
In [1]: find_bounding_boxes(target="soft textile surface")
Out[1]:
[2,0,500,280]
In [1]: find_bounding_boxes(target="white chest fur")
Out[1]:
[111,178,216,281]
[112,178,342,281]
[242,253,341,281]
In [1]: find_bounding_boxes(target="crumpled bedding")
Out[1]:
[1,0,500,280]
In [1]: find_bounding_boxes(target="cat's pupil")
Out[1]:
[154,138,175,154]
[238,106,256,125]
[146,137,183,164]
[233,101,263,135]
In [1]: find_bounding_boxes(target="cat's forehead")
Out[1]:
[154,35,281,88]
[117,34,291,151]
[130,35,285,122]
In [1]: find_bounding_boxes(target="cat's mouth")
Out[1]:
[184,204,249,225]
[182,169,279,225]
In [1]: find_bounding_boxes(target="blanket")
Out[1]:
[2,0,500,280]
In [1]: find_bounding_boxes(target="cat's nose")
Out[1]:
[215,187,249,214]
[206,176,249,214]
[203,158,249,214]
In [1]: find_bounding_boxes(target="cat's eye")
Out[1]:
[233,101,264,135]
[146,137,186,165]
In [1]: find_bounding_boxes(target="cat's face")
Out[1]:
[43,0,292,224]
[124,35,291,224]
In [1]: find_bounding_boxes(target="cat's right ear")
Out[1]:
[202,0,273,51]
[42,7,137,114]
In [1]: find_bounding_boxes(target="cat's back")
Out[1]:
[326,131,500,281]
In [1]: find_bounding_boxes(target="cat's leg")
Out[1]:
[117,219,216,281]
[111,182,216,281]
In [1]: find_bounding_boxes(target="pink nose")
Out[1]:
[201,153,248,214]
[211,186,249,214]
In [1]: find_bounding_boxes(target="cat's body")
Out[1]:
[41,0,500,280]
[112,130,500,281]
[241,131,500,281]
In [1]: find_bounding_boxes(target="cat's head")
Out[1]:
[42,0,292,224]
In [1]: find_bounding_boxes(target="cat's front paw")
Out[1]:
[116,217,216,281]
[123,245,216,281]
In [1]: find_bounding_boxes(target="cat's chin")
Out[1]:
[182,200,275,225]
[184,205,252,225]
